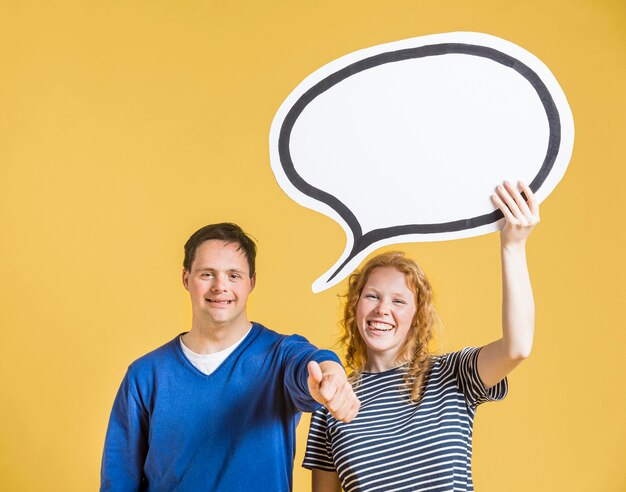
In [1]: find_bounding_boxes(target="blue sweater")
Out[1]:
[101,323,340,491]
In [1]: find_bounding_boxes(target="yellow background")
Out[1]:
[1,1,625,490]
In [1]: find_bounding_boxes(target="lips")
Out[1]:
[206,298,233,304]
[367,320,395,332]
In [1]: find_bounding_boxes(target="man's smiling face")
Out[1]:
[183,239,255,329]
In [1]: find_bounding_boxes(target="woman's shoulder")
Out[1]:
[427,348,484,381]
[431,347,481,363]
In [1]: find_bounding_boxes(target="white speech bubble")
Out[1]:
[269,32,574,292]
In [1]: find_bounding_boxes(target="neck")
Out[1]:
[363,352,405,373]
[183,316,252,354]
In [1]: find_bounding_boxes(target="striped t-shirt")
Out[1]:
[303,347,508,492]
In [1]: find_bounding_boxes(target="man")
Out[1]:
[101,223,360,491]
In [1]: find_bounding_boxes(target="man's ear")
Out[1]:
[250,273,256,291]
[182,269,190,290]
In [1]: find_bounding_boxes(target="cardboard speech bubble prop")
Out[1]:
[269,32,574,292]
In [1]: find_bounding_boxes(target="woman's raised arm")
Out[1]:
[477,180,539,389]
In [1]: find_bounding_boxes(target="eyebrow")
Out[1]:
[196,267,248,274]
[363,287,409,298]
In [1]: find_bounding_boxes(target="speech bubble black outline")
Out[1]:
[277,43,560,283]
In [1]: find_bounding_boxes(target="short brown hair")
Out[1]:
[183,223,257,276]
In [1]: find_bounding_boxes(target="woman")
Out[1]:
[303,181,539,492]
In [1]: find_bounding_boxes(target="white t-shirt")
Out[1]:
[179,328,251,375]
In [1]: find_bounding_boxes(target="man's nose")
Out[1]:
[211,275,227,292]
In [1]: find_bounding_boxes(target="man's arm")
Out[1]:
[100,372,148,491]
[282,335,360,422]
[307,360,360,423]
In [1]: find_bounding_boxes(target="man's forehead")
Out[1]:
[192,240,249,270]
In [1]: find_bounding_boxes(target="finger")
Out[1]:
[518,181,540,219]
[318,375,340,404]
[307,361,323,386]
[340,396,361,423]
[496,184,526,224]
[328,400,350,422]
[491,193,517,225]
[326,383,355,421]
[504,180,533,220]
[324,380,352,413]
[325,381,356,412]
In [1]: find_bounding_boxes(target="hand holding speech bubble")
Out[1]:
[269,32,574,292]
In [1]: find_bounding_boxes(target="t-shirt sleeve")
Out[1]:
[281,334,342,413]
[100,369,149,491]
[302,407,336,471]
[445,347,508,407]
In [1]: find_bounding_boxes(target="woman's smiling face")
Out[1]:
[356,266,417,370]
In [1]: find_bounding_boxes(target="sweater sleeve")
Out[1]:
[100,369,149,491]
[281,334,342,413]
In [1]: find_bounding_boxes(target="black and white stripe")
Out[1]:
[303,347,508,492]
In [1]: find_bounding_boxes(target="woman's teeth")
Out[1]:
[368,321,394,332]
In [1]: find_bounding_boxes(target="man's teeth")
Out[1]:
[208,299,232,304]
[368,321,394,332]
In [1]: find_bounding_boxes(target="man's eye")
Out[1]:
[201,273,213,278]
[229,274,241,280]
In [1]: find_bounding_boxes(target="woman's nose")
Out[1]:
[375,300,391,316]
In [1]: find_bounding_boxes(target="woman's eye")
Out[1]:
[394,299,406,304]
[365,294,378,299]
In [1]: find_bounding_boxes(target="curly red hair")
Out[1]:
[340,251,439,401]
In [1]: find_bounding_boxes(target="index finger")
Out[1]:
[519,181,539,217]
[318,376,340,404]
